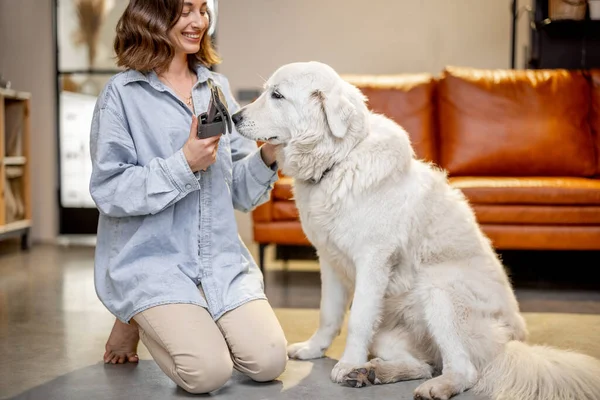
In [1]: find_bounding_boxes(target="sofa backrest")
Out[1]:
[339,68,600,178]
[437,66,597,177]
[342,74,438,163]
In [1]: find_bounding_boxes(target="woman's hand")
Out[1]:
[183,115,222,172]
[260,143,279,167]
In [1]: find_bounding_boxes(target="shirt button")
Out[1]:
[185,183,192,190]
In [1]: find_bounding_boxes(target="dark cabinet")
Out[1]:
[512,0,600,69]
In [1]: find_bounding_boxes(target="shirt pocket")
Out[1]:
[164,125,189,154]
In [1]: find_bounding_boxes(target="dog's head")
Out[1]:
[232,61,369,180]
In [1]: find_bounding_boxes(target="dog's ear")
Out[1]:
[313,85,356,138]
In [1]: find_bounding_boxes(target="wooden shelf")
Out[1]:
[533,19,600,39]
[0,88,31,248]
[525,1,600,69]
[0,88,31,101]
[4,156,26,166]
[0,219,31,235]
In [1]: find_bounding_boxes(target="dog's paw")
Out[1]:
[331,361,361,384]
[413,375,459,400]
[343,364,380,388]
[413,369,475,400]
[287,341,325,360]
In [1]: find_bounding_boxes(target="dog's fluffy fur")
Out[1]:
[233,61,600,400]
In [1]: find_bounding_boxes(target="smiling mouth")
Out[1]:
[182,32,201,39]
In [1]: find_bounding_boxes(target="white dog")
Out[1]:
[232,61,600,400]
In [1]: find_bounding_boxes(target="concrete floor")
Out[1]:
[1,243,600,399]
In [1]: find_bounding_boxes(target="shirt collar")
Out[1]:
[123,63,213,91]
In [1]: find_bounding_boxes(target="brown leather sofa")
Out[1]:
[251,66,600,271]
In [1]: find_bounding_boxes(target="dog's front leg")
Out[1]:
[287,258,350,360]
[331,252,390,384]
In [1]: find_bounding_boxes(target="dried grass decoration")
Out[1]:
[72,0,107,68]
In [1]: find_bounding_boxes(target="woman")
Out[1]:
[89,0,287,393]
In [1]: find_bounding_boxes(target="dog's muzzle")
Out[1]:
[232,110,244,125]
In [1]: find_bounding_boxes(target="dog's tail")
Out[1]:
[473,341,600,400]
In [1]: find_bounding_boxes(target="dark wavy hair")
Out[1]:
[113,0,221,73]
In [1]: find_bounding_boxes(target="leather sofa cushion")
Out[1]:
[275,176,600,205]
[451,177,600,205]
[343,74,438,163]
[253,221,600,250]
[253,222,310,246]
[438,67,596,177]
[252,202,271,222]
[273,201,300,221]
[273,177,294,201]
[591,69,600,175]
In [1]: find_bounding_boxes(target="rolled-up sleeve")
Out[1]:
[230,141,278,212]
[89,104,200,218]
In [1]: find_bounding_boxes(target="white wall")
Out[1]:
[0,0,531,244]
[216,0,530,99]
[0,0,57,242]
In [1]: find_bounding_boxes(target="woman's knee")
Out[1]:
[176,356,233,394]
[133,303,234,393]
[239,334,288,382]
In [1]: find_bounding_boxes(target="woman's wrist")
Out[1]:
[260,144,278,167]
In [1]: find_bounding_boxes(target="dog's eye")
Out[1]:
[271,91,284,99]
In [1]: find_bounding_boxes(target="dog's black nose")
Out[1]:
[232,111,244,125]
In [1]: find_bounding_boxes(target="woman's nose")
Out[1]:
[191,12,208,30]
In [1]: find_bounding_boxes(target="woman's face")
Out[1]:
[168,0,209,55]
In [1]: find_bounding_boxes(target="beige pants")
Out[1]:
[133,298,288,394]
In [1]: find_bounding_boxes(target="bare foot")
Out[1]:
[104,318,140,364]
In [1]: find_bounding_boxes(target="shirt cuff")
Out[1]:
[248,148,278,186]
[165,148,201,194]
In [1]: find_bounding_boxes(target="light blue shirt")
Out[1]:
[89,64,278,323]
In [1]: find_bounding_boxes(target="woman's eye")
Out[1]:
[181,11,190,16]
[271,91,284,99]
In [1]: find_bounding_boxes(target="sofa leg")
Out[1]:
[259,243,267,274]
[282,256,290,287]
[282,256,289,271]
